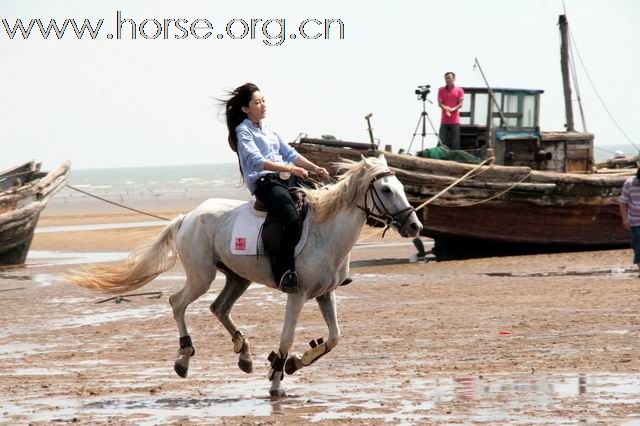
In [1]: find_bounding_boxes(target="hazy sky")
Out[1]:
[2,0,638,170]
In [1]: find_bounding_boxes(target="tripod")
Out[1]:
[407,92,441,153]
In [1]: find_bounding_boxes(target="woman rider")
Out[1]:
[223,83,329,293]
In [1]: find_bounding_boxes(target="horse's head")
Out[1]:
[360,154,423,238]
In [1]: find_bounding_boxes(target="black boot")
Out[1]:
[279,270,299,293]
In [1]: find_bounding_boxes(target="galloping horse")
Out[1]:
[68,155,422,397]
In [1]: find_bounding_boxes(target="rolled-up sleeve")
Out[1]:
[237,127,266,172]
[276,131,300,164]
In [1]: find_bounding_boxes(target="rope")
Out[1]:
[594,145,629,156]
[412,157,493,213]
[568,27,587,132]
[64,184,171,221]
[336,156,533,242]
[568,28,640,151]
[356,226,388,243]
[447,170,532,207]
[360,160,507,241]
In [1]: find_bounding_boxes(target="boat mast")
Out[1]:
[559,15,575,132]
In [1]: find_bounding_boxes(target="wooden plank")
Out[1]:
[566,149,591,160]
[299,138,371,150]
[541,131,594,141]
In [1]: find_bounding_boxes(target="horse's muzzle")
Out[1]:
[397,212,422,238]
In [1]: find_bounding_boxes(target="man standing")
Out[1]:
[619,169,640,272]
[437,72,465,150]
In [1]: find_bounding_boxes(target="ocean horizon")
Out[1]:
[47,162,247,209]
[47,141,638,207]
[66,162,241,192]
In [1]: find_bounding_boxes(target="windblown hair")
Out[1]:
[66,215,184,294]
[219,82,260,179]
[304,157,389,223]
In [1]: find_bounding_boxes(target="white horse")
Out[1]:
[69,155,422,397]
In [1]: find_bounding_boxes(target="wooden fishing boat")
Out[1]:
[0,161,70,266]
[291,16,632,259]
[292,139,630,258]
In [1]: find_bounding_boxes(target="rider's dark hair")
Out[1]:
[220,82,260,178]
[444,71,456,79]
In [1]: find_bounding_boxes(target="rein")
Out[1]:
[357,170,415,237]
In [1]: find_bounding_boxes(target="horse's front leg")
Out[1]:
[285,290,340,376]
[268,293,305,398]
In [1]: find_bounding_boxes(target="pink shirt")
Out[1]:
[438,86,464,125]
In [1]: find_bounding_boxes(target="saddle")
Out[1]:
[257,188,309,257]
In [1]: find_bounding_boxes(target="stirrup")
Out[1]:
[279,270,299,293]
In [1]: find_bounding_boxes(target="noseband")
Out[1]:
[357,170,415,237]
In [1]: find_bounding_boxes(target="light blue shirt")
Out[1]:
[236,118,300,194]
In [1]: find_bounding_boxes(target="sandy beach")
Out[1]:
[1,195,639,425]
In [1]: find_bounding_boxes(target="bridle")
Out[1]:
[357,170,415,237]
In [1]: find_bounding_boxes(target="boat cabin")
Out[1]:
[460,87,594,173]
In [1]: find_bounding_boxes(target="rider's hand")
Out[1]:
[314,166,329,180]
[291,166,308,179]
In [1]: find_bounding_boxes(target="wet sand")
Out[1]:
[1,200,640,424]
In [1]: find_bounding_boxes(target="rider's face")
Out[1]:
[242,91,267,123]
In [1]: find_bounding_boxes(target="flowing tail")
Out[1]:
[67,215,185,294]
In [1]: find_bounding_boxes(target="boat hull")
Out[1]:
[422,201,628,259]
[292,140,630,259]
[422,201,627,245]
[0,161,70,266]
[0,212,40,265]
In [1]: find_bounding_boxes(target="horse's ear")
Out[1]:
[377,154,388,167]
[360,154,372,168]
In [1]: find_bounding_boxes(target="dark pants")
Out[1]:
[631,226,640,264]
[439,124,461,151]
[255,174,300,283]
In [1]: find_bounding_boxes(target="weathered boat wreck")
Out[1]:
[292,15,631,259]
[0,161,70,265]
[293,136,630,259]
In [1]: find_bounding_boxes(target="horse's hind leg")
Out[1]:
[169,268,216,378]
[210,270,253,373]
[285,290,340,375]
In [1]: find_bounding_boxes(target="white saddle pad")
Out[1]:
[230,199,311,256]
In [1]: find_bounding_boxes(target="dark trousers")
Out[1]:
[439,124,461,151]
[255,174,300,283]
[631,226,640,264]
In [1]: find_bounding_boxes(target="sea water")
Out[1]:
[66,162,241,196]
[48,162,248,206]
[50,144,637,205]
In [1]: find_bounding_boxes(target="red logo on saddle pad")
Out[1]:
[235,237,246,251]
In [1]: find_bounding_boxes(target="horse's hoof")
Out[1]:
[238,357,253,374]
[269,389,287,399]
[285,355,301,375]
[174,361,188,378]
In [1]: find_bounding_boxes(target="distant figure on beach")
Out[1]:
[222,82,329,293]
[437,72,465,151]
[618,168,640,272]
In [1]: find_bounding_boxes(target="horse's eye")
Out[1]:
[382,186,391,194]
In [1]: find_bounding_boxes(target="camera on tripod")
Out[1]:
[408,84,438,152]
[415,84,431,100]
